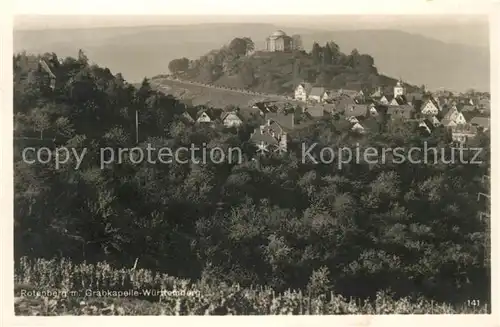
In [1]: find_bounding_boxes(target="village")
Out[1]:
[36,49,491,155]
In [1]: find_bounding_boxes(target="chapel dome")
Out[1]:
[271,30,287,37]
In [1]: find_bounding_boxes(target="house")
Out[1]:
[387,104,413,120]
[429,116,441,127]
[368,103,379,117]
[420,98,440,116]
[460,104,476,113]
[309,87,326,102]
[405,92,424,105]
[321,90,332,102]
[196,110,215,123]
[345,104,368,118]
[389,95,407,106]
[265,112,295,131]
[221,111,243,128]
[252,102,278,116]
[470,117,490,131]
[39,59,56,90]
[478,99,491,112]
[180,111,195,124]
[249,129,280,150]
[370,87,383,99]
[339,89,362,99]
[437,96,449,108]
[451,124,478,143]
[295,83,313,101]
[347,116,359,124]
[305,104,327,118]
[351,122,365,133]
[334,97,357,112]
[393,80,405,97]
[441,106,466,127]
[378,95,390,105]
[250,113,294,153]
[322,103,337,115]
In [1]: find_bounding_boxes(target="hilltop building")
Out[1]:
[265,30,293,52]
[393,79,405,97]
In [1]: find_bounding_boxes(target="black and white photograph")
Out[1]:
[3,0,498,321]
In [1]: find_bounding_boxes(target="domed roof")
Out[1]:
[271,30,287,37]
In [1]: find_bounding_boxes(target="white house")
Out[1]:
[321,90,332,102]
[369,104,378,116]
[351,122,365,133]
[196,110,213,123]
[221,111,243,128]
[393,80,405,97]
[420,99,440,116]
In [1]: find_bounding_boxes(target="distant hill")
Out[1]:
[14,23,490,92]
[149,78,285,108]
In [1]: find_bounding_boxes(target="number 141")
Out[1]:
[467,299,481,307]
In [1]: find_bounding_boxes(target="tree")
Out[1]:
[229,38,249,57]
[322,43,333,65]
[347,48,360,68]
[168,58,190,74]
[77,49,88,66]
[242,37,255,55]
[311,42,322,65]
[31,108,50,140]
[327,41,340,63]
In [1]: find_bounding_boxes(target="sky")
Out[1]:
[13,14,490,48]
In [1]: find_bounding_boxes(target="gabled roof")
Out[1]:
[265,112,294,131]
[340,89,361,98]
[250,129,279,145]
[297,82,313,94]
[418,121,431,134]
[334,97,357,111]
[220,111,242,121]
[351,122,365,132]
[460,104,476,112]
[197,109,216,120]
[309,87,325,97]
[430,116,441,126]
[479,98,490,106]
[345,104,368,117]
[417,97,440,112]
[370,89,382,98]
[387,105,413,119]
[391,95,407,105]
[440,118,451,126]
[305,104,326,117]
[181,111,195,123]
[322,103,337,114]
[452,124,478,134]
[405,92,424,103]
